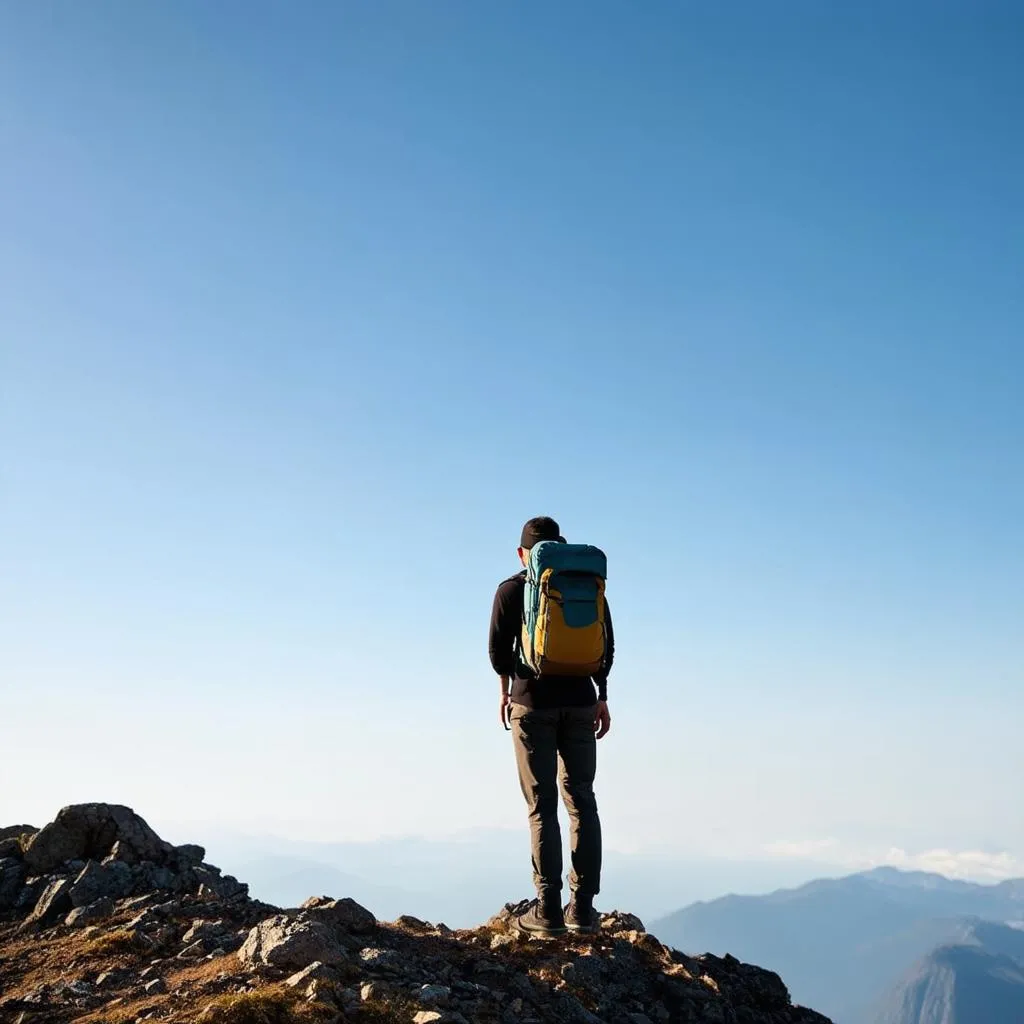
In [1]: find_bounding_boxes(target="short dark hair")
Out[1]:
[520,516,562,549]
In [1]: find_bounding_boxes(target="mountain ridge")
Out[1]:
[871,923,1024,1024]
[651,866,1024,1023]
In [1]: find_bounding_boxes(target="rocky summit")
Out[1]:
[0,804,832,1024]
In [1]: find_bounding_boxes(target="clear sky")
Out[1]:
[2,3,1022,884]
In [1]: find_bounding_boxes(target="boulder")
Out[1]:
[0,838,23,859]
[238,915,348,970]
[14,875,46,912]
[300,895,376,933]
[69,860,135,907]
[22,804,172,875]
[66,897,116,927]
[0,824,36,843]
[22,877,74,929]
[0,857,26,909]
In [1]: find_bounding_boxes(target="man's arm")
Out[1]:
[593,599,614,702]
[488,579,519,680]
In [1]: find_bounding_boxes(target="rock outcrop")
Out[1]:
[0,803,832,1024]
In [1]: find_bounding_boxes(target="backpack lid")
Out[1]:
[528,541,606,579]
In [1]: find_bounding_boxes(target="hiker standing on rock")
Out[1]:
[488,516,614,938]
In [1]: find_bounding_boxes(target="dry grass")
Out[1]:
[356,992,421,1024]
[200,987,336,1024]
[80,927,149,957]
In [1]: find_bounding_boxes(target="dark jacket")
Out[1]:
[488,571,614,710]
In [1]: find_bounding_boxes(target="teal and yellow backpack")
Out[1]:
[520,541,608,677]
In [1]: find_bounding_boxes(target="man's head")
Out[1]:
[518,516,563,565]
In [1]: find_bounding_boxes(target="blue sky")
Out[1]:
[2,3,1022,884]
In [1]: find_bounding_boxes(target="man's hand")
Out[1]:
[594,700,611,739]
[500,677,511,730]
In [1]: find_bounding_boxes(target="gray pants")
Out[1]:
[510,704,602,897]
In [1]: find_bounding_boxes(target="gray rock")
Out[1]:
[152,925,178,947]
[417,984,451,1007]
[182,919,228,945]
[133,862,176,891]
[238,915,348,970]
[23,876,74,928]
[14,875,47,911]
[144,978,168,995]
[55,978,93,1001]
[127,909,163,932]
[178,940,208,959]
[22,804,173,875]
[396,915,431,931]
[66,896,116,927]
[70,859,135,907]
[561,955,606,992]
[304,977,342,1006]
[118,893,158,913]
[600,910,645,934]
[557,994,603,1024]
[361,982,384,1001]
[193,866,248,900]
[0,857,26,909]
[95,968,132,990]
[413,1014,444,1024]
[360,946,400,969]
[102,839,139,865]
[300,895,376,934]
[285,961,340,988]
[0,837,23,859]
[175,843,205,864]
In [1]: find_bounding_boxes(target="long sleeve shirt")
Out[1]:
[488,570,614,710]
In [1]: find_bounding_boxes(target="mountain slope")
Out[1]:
[872,935,1024,1024]
[651,870,1024,1023]
[1,803,833,1024]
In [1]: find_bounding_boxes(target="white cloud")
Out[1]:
[762,838,842,859]
[876,847,1024,881]
[763,839,1024,881]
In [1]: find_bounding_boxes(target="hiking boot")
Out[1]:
[515,895,566,938]
[565,892,598,933]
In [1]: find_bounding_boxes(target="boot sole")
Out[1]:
[514,922,567,939]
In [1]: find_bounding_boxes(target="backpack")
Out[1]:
[519,540,608,677]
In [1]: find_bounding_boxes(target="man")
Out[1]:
[488,516,614,937]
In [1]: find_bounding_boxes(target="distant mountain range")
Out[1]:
[651,867,1024,1023]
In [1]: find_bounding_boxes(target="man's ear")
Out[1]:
[517,546,526,565]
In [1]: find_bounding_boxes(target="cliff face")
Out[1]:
[0,804,832,1024]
